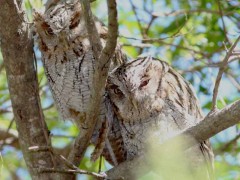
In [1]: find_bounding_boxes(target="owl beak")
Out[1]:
[130,97,138,110]
[58,32,69,49]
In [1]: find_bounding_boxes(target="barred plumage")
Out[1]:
[34,1,214,177]
[33,0,126,162]
[107,56,214,178]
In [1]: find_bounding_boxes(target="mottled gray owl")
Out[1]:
[33,0,126,161]
[107,56,214,179]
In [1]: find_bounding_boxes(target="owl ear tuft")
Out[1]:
[141,56,153,75]
[33,11,44,23]
[70,11,81,29]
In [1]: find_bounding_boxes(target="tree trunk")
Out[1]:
[0,0,66,179]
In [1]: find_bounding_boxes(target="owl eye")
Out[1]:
[139,79,150,88]
[45,28,54,35]
[109,84,123,96]
[114,88,122,95]
[41,22,54,36]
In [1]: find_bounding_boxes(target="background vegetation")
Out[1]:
[0,0,239,179]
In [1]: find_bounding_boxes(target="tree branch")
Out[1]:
[211,35,240,110]
[216,133,240,154]
[217,0,230,44]
[80,0,102,60]
[106,100,240,179]
[226,73,240,91]
[0,0,62,179]
[39,168,106,179]
[68,0,118,166]
[120,35,207,57]
[0,128,19,149]
[152,9,235,17]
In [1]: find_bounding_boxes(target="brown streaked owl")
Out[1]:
[33,0,126,162]
[107,56,214,179]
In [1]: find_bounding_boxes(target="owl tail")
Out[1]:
[200,141,215,180]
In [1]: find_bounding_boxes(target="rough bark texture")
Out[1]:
[0,0,62,179]
[68,0,119,166]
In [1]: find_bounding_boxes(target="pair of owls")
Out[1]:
[34,0,214,179]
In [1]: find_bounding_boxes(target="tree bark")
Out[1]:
[0,0,62,179]
[68,0,118,166]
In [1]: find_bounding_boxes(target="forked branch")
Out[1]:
[68,0,118,166]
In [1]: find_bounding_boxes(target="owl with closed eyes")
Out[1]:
[33,0,127,162]
[107,56,214,179]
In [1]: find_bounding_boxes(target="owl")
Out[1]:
[107,56,214,178]
[33,0,126,162]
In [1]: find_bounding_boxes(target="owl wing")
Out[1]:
[165,65,215,179]
[101,94,127,166]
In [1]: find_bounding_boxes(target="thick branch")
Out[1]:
[68,0,118,165]
[0,0,61,179]
[107,100,240,179]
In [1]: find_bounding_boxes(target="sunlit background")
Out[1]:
[0,0,240,179]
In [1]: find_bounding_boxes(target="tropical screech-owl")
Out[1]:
[107,56,214,179]
[33,0,126,162]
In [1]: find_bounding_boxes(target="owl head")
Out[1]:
[107,56,169,122]
[33,0,106,52]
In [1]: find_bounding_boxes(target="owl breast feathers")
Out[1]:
[107,56,214,179]
[33,0,125,125]
[33,0,126,162]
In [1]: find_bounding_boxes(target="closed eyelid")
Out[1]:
[139,79,150,89]
[109,84,119,90]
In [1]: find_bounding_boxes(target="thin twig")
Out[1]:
[216,133,240,154]
[39,168,106,179]
[0,109,11,114]
[42,103,54,111]
[129,0,144,36]
[29,145,106,179]
[152,8,235,17]
[13,0,33,25]
[119,32,186,41]
[122,43,152,48]
[144,15,157,35]
[232,52,240,56]
[226,73,240,91]
[120,35,206,56]
[51,134,76,139]
[28,145,51,152]
[217,0,230,44]
[0,119,15,150]
[211,35,240,110]
[128,0,147,54]
[80,0,102,60]
[228,55,240,63]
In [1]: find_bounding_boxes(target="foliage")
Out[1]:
[0,0,240,179]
